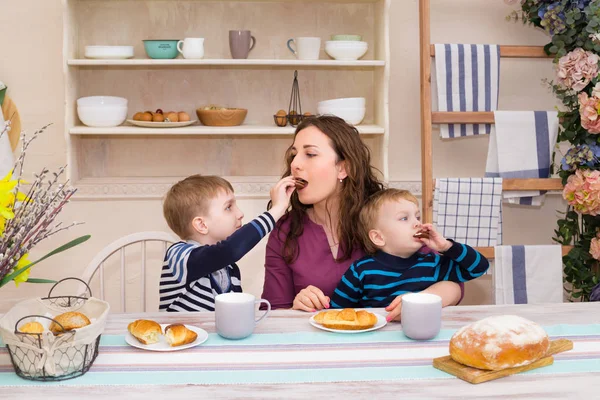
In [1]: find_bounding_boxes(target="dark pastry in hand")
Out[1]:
[413,230,430,239]
[294,177,308,189]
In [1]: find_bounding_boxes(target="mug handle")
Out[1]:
[255,299,271,325]
[286,39,296,56]
[249,36,256,52]
[177,40,184,54]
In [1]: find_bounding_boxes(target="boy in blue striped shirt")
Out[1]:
[330,189,489,321]
[160,175,295,312]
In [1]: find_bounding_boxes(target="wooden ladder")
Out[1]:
[419,0,571,259]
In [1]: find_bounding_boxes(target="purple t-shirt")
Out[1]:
[262,214,365,309]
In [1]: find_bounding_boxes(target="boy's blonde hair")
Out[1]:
[163,175,234,239]
[359,189,419,254]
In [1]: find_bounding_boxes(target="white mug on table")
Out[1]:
[287,37,321,60]
[215,292,270,340]
[177,38,205,59]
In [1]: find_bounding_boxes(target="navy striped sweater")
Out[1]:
[159,212,276,312]
[330,240,489,309]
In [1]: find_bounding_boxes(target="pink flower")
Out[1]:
[590,235,600,261]
[563,169,600,215]
[578,92,600,134]
[557,48,600,92]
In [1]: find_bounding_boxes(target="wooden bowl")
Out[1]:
[195,108,248,126]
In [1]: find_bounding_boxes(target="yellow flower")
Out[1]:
[0,170,28,235]
[13,253,31,287]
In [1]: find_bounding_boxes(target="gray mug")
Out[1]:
[401,293,442,340]
[229,30,256,59]
[215,292,270,339]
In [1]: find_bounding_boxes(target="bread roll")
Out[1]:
[449,315,550,371]
[49,312,91,334]
[164,324,198,347]
[128,319,162,345]
[314,308,378,330]
[19,321,44,334]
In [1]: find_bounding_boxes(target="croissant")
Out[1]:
[19,321,44,334]
[128,319,162,345]
[314,308,378,330]
[164,324,198,347]
[49,312,91,334]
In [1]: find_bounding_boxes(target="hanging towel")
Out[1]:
[434,44,500,139]
[493,245,563,304]
[433,178,503,247]
[485,111,559,206]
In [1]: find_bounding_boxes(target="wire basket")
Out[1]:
[0,277,110,381]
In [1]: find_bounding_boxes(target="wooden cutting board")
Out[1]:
[432,338,573,384]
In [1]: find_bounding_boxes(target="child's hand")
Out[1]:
[269,176,296,220]
[416,223,452,253]
[385,294,405,322]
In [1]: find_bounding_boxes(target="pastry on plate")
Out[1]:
[127,319,163,345]
[164,324,198,347]
[313,308,378,330]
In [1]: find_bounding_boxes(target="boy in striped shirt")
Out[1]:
[330,189,489,321]
[160,175,295,312]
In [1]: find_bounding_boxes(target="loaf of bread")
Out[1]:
[449,315,550,371]
[128,319,162,345]
[164,324,198,347]
[19,321,44,334]
[313,308,378,330]
[49,312,91,334]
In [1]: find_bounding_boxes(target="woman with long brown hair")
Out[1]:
[262,115,462,314]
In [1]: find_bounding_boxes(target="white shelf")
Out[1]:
[67,59,385,68]
[69,124,385,135]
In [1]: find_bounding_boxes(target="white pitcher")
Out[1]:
[177,38,205,59]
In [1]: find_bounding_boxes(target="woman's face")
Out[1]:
[289,126,346,206]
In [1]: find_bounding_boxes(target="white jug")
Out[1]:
[177,38,205,59]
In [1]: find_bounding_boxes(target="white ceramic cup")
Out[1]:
[401,293,442,340]
[215,292,270,340]
[287,37,321,60]
[177,38,205,59]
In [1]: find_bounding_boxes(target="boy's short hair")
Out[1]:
[359,189,419,254]
[163,175,234,239]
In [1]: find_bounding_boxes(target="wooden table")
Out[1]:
[2,302,600,399]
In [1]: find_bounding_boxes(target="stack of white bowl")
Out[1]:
[325,41,368,61]
[317,97,365,125]
[77,96,128,127]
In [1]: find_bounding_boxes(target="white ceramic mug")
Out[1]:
[177,38,205,59]
[287,37,321,60]
[215,292,270,340]
[401,293,442,340]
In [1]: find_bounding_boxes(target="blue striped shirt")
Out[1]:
[330,240,489,308]
[159,212,275,312]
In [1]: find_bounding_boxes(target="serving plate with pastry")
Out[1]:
[126,319,208,351]
[310,308,386,333]
[433,315,574,384]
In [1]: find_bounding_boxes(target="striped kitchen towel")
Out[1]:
[434,44,500,138]
[433,178,503,247]
[493,245,563,304]
[485,111,559,206]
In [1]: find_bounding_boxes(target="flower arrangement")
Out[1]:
[0,121,89,289]
[507,0,600,300]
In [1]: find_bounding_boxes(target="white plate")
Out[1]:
[309,312,387,333]
[125,323,208,351]
[127,119,197,128]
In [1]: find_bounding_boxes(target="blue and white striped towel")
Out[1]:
[434,44,500,138]
[485,111,559,206]
[493,245,563,304]
[433,178,503,247]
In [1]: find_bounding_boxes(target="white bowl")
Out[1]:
[77,96,128,107]
[325,41,368,61]
[85,46,134,59]
[318,97,366,108]
[77,105,128,127]
[317,106,365,125]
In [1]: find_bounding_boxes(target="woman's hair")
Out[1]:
[275,115,385,263]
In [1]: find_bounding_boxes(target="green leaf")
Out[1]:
[23,278,57,284]
[0,235,91,287]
